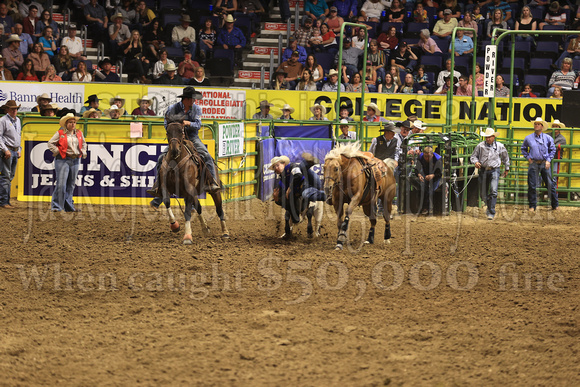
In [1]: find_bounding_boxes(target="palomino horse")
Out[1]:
[323,142,396,250]
[159,121,229,244]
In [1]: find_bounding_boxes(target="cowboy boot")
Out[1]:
[302,152,319,169]
[146,179,161,197]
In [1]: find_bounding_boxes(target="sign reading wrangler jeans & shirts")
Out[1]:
[218,122,245,158]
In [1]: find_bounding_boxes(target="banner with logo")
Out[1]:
[0,83,85,112]
[484,45,497,98]
[218,122,245,157]
[259,138,276,201]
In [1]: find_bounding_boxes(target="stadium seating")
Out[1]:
[524,74,548,97]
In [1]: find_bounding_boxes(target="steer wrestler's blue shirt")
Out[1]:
[164,101,202,139]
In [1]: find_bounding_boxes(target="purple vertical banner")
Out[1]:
[258,138,276,201]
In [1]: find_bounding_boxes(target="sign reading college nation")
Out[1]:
[218,122,245,157]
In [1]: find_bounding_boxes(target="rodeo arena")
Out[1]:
[2,0,580,384]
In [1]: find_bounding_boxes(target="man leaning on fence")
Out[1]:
[521,117,558,212]
[470,127,510,220]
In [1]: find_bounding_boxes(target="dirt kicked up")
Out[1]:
[0,199,579,385]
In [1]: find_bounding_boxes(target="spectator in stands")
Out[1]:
[487,0,513,28]
[347,72,369,92]
[31,93,51,112]
[310,103,329,120]
[541,2,566,29]
[377,26,398,56]
[217,14,246,69]
[334,0,357,20]
[368,39,386,82]
[556,34,580,69]
[495,74,510,97]
[0,55,13,80]
[417,29,442,55]
[29,42,50,78]
[450,29,473,57]
[295,18,313,49]
[109,12,131,61]
[387,0,406,22]
[390,41,418,73]
[22,5,39,36]
[178,51,198,83]
[0,3,14,37]
[363,102,385,122]
[326,6,344,33]
[550,85,563,99]
[413,3,428,23]
[72,60,92,82]
[272,69,290,90]
[157,62,183,85]
[61,24,87,61]
[278,104,295,120]
[16,58,38,80]
[455,75,472,96]
[35,10,59,41]
[116,0,140,32]
[338,106,353,121]
[14,24,32,58]
[277,50,304,89]
[40,103,59,117]
[282,36,307,64]
[337,119,356,140]
[18,0,43,19]
[216,0,238,14]
[110,96,126,113]
[94,58,120,82]
[132,95,156,116]
[322,68,346,91]
[335,37,362,79]
[470,62,484,96]
[304,54,324,84]
[253,100,274,119]
[135,0,155,29]
[305,0,329,24]
[53,46,75,81]
[123,30,151,84]
[152,49,174,81]
[515,6,536,42]
[351,27,366,50]
[548,58,575,96]
[172,15,197,58]
[42,64,62,81]
[84,0,109,45]
[379,72,398,93]
[433,9,458,40]
[435,75,457,94]
[436,58,460,87]
[143,19,165,62]
[296,68,317,90]
[319,23,338,56]
[198,18,217,65]
[487,9,507,39]
[237,0,265,35]
[38,26,57,58]
[82,108,102,119]
[307,26,323,53]
[3,34,23,77]
[399,73,423,94]
[519,83,538,97]
[414,65,431,93]
[104,105,124,119]
[359,0,387,23]
[189,66,211,86]
[362,62,377,91]
[437,0,461,19]
[80,95,100,115]
[389,65,402,88]
[458,12,477,38]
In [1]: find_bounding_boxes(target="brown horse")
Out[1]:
[323,142,396,250]
[160,121,229,244]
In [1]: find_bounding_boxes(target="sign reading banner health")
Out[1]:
[218,122,244,157]
[147,86,246,120]
[483,45,497,98]
[0,83,85,112]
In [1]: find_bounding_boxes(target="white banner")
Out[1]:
[0,83,85,112]
[147,87,246,120]
[218,122,244,158]
[483,45,497,98]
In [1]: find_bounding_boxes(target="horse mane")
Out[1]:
[324,141,370,162]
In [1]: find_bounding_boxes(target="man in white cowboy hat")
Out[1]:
[309,103,329,121]
[269,154,326,239]
[217,14,246,69]
[148,87,220,208]
[337,119,356,140]
[322,69,345,92]
[109,95,128,116]
[470,127,510,220]
[521,117,558,211]
[108,12,130,60]
[31,93,52,113]
[172,14,197,57]
[82,108,102,119]
[132,95,156,116]
[158,62,184,85]
[2,34,23,78]
[278,104,295,120]
[253,100,274,120]
[550,119,567,188]
[104,105,125,119]
[363,102,387,123]
[0,100,22,209]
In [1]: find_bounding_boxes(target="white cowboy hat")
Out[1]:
[6,34,22,43]
[480,127,498,137]
[225,14,235,23]
[339,119,350,125]
[59,113,79,127]
[412,120,426,131]
[551,119,566,128]
[268,155,290,170]
[310,103,327,115]
[104,105,125,117]
[533,117,549,131]
[365,102,380,115]
[165,63,177,72]
[281,104,295,114]
[36,93,52,104]
[328,69,339,77]
[111,13,124,21]
[82,108,102,118]
[137,95,152,104]
[109,95,125,105]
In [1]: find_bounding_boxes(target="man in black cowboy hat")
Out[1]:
[94,58,120,82]
[369,122,402,215]
[0,100,22,209]
[148,87,220,208]
[80,94,101,115]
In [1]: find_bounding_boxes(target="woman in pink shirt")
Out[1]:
[417,29,442,54]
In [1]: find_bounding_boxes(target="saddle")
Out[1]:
[356,152,391,201]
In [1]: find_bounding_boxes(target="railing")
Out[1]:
[277,34,283,68]
[81,24,88,57]
[260,66,266,89]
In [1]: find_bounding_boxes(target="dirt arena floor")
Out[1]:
[1,198,579,386]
